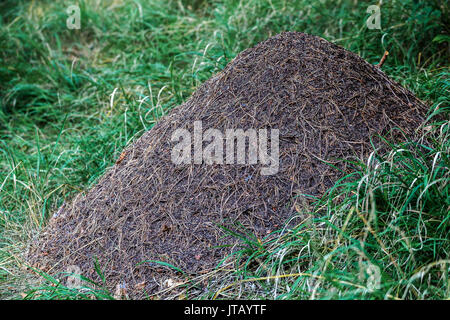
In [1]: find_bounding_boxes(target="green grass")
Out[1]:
[209,123,449,299]
[0,0,448,299]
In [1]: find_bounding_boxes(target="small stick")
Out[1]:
[377,50,389,68]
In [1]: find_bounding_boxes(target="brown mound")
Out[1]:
[28,32,428,298]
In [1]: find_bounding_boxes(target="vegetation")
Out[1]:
[0,0,448,299]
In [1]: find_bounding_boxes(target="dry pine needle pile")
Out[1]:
[28,32,428,298]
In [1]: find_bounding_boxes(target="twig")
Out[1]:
[377,51,389,68]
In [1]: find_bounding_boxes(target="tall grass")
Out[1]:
[210,120,449,299]
[0,0,448,299]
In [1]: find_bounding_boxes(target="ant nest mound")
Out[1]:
[28,32,428,298]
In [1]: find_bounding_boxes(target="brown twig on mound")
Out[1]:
[27,32,428,299]
[377,50,389,68]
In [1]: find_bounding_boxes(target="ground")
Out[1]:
[0,0,448,299]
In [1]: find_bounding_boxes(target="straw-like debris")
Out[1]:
[28,32,428,298]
